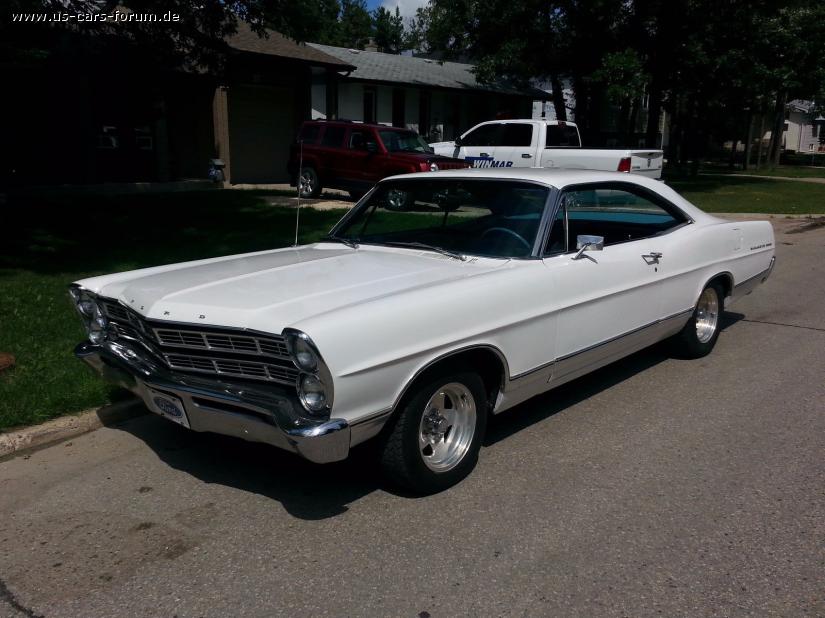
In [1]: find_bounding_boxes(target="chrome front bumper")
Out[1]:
[75,340,351,464]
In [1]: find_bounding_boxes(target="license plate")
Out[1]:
[147,389,190,429]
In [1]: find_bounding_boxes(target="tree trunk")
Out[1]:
[756,112,766,169]
[645,85,662,148]
[767,91,787,168]
[550,73,567,121]
[618,98,631,147]
[626,98,640,148]
[729,139,739,168]
[744,110,754,170]
[572,77,589,141]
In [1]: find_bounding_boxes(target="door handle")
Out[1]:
[642,252,663,265]
[480,152,489,157]
[521,153,532,158]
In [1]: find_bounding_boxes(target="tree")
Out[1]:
[336,0,372,49]
[373,6,405,53]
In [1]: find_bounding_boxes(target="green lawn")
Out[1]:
[705,164,825,179]
[668,176,825,214]
[1,178,823,430]
[0,190,347,430]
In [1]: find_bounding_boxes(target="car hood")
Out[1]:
[81,244,505,333]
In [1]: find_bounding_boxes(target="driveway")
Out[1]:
[1,217,823,617]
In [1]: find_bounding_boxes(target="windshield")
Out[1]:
[379,130,433,153]
[330,179,550,259]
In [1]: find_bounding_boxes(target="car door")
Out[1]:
[541,183,689,385]
[498,122,538,167]
[339,127,376,189]
[457,122,501,168]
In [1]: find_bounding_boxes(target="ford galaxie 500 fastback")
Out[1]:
[71,169,774,493]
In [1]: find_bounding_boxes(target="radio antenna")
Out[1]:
[294,139,303,247]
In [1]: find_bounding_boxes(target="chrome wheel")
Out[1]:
[418,383,477,472]
[695,287,719,343]
[386,189,410,211]
[299,169,316,198]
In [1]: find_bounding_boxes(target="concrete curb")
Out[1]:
[0,399,147,460]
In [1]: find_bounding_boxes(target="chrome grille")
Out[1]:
[165,354,299,384]
[154,328,289,359]
[99,297,296,386]
[101,300,133,324]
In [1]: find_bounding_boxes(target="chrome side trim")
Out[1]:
[554,308,693,365]
[730,256,775,303]
[494,309,693,414]
[349,408,394,446]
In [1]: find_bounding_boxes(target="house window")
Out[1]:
[363,88,376,123]
[812,124,818,138]
[97,126,119,149]
[134,125,154,151]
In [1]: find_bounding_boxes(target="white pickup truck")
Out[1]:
[430,119,664,179]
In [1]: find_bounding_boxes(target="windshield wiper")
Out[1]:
[383,241,466,261]
[321,235,359,249]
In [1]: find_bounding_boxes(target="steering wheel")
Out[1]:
[480,227,531,251]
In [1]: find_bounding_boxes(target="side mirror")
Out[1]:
[572,235,604,262]
[454,136,463,146]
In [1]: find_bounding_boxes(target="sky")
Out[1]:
[366,0,429,22]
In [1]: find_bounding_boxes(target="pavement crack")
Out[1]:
[742,318,825,333]
[0,577,44,618]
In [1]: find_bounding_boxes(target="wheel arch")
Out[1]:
[702,271,734,303]
[391,345,510,417]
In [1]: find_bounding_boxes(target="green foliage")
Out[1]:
[336,0,373,49]
[420,0,825,153]
[373,6,405,53]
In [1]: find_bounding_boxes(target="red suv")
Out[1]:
[288,120,470,199]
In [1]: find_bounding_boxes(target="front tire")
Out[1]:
[380,371,488,494]
[298,167,321,198]
[672,282,724,358]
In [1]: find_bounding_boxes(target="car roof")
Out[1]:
[380,168,711,222]
[303,120,413,132]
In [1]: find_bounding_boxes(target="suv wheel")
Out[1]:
[298,167,321,199]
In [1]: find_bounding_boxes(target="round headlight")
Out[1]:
[299,374,328,413]
[292,337,318,372]
[77,300,97,318]
[88,307,108,344]
[429,163,439,172]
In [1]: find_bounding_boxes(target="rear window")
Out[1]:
[321,126,346,147]
[500,124,533,147]
[298,124,321,144]
[545,125,580,148]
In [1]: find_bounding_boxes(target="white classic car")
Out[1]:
[71,169,775,493]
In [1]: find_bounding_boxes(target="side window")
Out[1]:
[348,129,369,149]
[461,124,500,147]
[321,126,345,147]
[298,124,321,144]
[545,125,580,147]
[499,124,533,147]
[544,185,687,255]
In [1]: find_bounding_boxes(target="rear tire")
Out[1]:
[298,167,321,198]
[380,370,488,494]
[672,282,724,358]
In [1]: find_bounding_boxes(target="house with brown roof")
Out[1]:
[4,23,353,187]
[5,24,545,187]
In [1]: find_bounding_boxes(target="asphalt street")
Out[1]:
[1,216,823,617]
